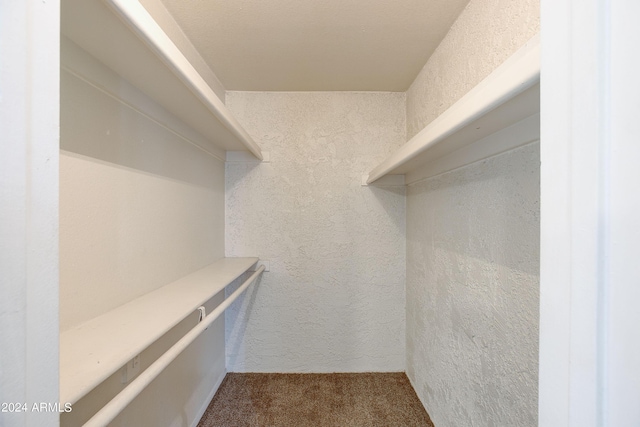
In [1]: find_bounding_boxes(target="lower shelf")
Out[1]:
[59,257,259,405]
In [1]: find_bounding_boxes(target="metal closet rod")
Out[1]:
[83,265,266,427]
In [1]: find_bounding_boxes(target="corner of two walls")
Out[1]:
[222,9,542,424]
[403,0,541,426]
[223,91,407,373]
[406,0,541,140]
[61,0,541,423]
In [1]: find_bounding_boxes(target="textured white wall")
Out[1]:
[59,43,226,426]
[406,0,540,139]
[404,0,540,425]
[225,92,406,372]
[406,143,540,426]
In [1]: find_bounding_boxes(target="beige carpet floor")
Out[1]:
[197,372,434,427]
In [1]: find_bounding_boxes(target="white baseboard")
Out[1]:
[190,369,227,427]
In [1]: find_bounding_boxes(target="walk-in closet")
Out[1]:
[3,0,639,426]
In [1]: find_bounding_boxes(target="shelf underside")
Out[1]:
[399,83,539,178]
[367,35,540,184]
[61,0,260,157]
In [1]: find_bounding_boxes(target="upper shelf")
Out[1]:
[60,257,259,405]
[61,0,263,160]
[366,35,540,185]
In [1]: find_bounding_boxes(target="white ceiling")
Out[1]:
[159,0,471,92]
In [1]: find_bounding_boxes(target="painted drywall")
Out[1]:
[403,1,540,425]
[540,2,640,425]
[59,42,226,426]
[406,143,540,427]
[59,39,226,329]
[406,0,540,139]
[0,2,60,426]
[225,92,406,372]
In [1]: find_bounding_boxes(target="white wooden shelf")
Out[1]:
[60,257,259,405]
[61,0,262,160]
[366,35,540,185]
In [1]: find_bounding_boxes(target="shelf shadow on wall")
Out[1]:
[224,270,263,370]
[406,142,540,277]
[364,182,407,234]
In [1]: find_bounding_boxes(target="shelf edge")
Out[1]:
[366,33,540,184]
[103,0,263,160]
[60,257,259,405]
[405,113,540,185]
